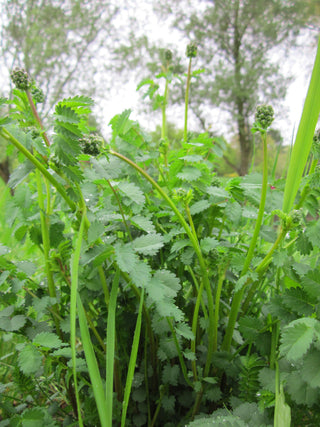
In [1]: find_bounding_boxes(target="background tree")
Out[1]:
[154,0,317,175]
[0,0,119,183]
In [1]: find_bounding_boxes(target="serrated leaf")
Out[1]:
[0,314,26,332]
[306,220,320,247]
[175,322,194,340]
[200,237,219,254]
[33,332,62,349]
[238,316,263,341]
[18,344,43,375]
[114,242,138,273]
[130,215,156,233]
[177,166,202,181]
[8,160,35,188]
[54,105,79,123]
[206,186,229,199]
[117,181,145,205]
[162,364,180,386]
[301,348,320,388]
[189,199,211,215]
[130,259,152,288]
[60,95,94,108]
[171,239,191,254]
[132,233,164,256]
[109,109,132,135]
[279,317,318,361]
[301,270,320,300]
[88,220,105,244]
[282,287,314,316]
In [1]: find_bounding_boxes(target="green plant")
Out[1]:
[0,37,319,427]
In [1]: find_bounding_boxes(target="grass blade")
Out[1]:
[121,288,145,427]
[282,36,320,213]
[106,268,120,427]
[77,295,108,427]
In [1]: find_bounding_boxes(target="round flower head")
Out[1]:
[79,134,104,156]
[186,42,198,58]
[10,67,32,91]
[255,105,274,130]
[31,86,45,103]
[165,49,173,62]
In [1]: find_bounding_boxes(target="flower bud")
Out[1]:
[186,42,198,59]
[165,49,173,62]
[255,105,274,130]
[31,86,45,103]
[79,134,104,156]
[10,67,32,91]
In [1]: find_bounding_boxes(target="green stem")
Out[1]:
[26,90,51,147]
[0,127,76,212]
[161,72,169,140]
[35,169,61,337]
[222,131,268,352]
[241,226,287,314]
[70,207,86,426]
[213,266,227,353]
[167,317,193,387]
[184,58,192,142]
[110,150,215,376]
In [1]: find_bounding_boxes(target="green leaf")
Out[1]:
[279,317,318,362]
[200,237,219,254]
[109,109,132,135]
[306,220,320,247]
[117,181,145,205]
[206,186,229,200]
[8,160,35,189]
[189,199,211,215]
[238,316,263,341]
[33,332,63,349]
[130,215,156,233]
[177,166,202,181]
[88,220,105,244]
[301,270,320,300]
[301,348,320,388]
[114,242,138,273]
[132,233,164,256]
[175,322,194,340]
[281,287,314,316]
[162,364,180,386]
[18,344,43,375]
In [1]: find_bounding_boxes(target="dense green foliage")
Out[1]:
[0,37,319,427]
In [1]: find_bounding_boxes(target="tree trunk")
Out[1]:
[237,111,252,176]
[0,158,11,184]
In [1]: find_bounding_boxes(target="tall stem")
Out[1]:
[184,58,192,142]
[222,131,268,352]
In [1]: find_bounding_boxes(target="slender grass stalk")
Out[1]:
[121,289,145,426]
[106,268,120,427]
[70,207,86,426]
[222,130,269,352]
[77,294,108,427]
[282,36,320,213]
